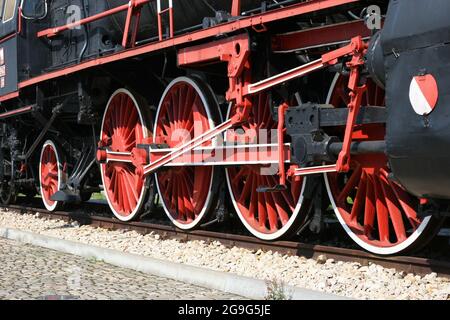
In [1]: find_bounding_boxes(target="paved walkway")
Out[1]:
[0,238,244,300]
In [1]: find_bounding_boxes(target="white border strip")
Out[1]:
[0,227,346,300]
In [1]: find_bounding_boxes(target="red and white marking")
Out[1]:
[409,74,439,116]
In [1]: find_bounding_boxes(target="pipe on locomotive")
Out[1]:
[328,140,386,156]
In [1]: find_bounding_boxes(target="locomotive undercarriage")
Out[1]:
[0,0,447,256]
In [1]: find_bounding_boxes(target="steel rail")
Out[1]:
[1,203,449,278]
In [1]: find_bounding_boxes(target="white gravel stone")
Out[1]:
[316,254,327,264]
[0,208,449,300]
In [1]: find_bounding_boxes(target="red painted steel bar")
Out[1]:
[142,119,235,175]
[122,0,136,47]
[277,103,289,186]
[97,144,292,167]
[0,91,19,102]
[245,59,325,95]
[157,9,163,41]
[272,20,371,52]
[130,9,142,47]
[37,0,151,38]
[294,164,338,175]
[231,0,241,16]
[169,6,174,38]
[157,0,174,40]
[0,105,33,119]
[245,37,361,96]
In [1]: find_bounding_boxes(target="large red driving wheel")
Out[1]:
[225,93,307,241]
[100,89,151,221]
[40,140,63,211]
[324,74,442,255]
[154,77,220,230]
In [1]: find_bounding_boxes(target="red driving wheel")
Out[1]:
[324,74,442,255]
[154,77,220,230]
[40,140,63,211]
[100,89,151,221]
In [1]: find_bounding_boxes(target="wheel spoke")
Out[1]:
[232,167,248,186]
[247,175,258,220]
[337,164,362,205]
[269,186,290,225]
[263,183,279,232]
[380,174,407,242]
[363,175,376,237]
[257,181,267,229]
[238,172,254,204]
[383,170,421,229]
[349,171,367,223]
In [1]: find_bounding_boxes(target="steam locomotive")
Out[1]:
[0,0,448,255]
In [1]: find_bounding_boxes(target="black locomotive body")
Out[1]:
[0,0,448,256]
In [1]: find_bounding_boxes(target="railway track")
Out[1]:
[2,201,450,278]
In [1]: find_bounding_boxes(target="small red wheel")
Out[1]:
[225,93,307,240]
[100,89,151,221]
[39,140,63,211]
[324,74,442,255]
[154,77,220,230]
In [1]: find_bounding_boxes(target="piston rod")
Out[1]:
[329,140,386,155]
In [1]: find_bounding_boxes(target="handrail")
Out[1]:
[157,0,174,41]
[36,0,173,48]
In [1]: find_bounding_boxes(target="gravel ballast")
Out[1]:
[0,208,449,300]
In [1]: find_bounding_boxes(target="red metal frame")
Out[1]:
[129,6,142,47]
[0,0,358,100]
[231,0,241,16]
[247,37,365,96]
[177,36,367,177]
[272,20,371,52]
[178,33,251,107]
[336,45,367,172]
[157,0,174,41]
[142,118,235,175]
[99,36,367,177]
